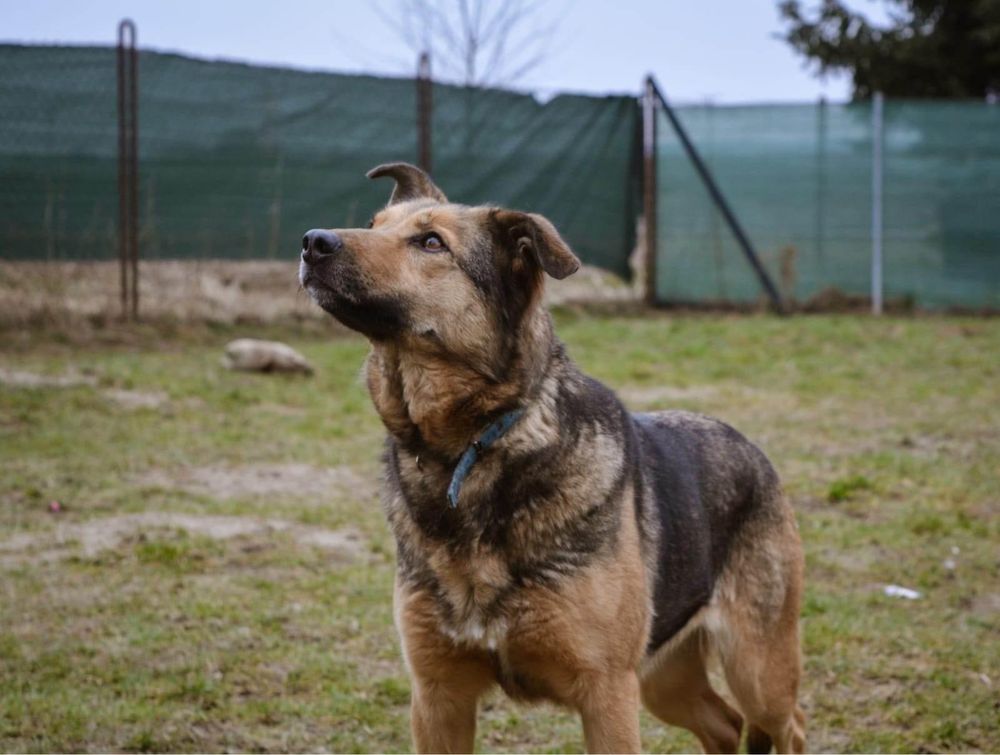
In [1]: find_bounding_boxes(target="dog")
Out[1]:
[299,163,805,754]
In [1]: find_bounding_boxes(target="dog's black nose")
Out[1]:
[301,229,343,263]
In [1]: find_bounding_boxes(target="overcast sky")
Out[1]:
[4,0,891,103]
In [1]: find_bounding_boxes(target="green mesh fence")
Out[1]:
[7,44,997,310]
[656,101,1000,310]
[0,45,638,278]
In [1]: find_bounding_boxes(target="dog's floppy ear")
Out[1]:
[367,162,448,205]
[492,210,581,279]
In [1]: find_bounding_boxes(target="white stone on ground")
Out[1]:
[223,338,314,374]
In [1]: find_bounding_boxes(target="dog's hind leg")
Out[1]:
[640,627,743,754]
[712,509,806,754]
[746,723,774,754]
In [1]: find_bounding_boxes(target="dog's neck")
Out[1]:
[365,308,554,459]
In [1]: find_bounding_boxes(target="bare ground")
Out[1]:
[136,463,373,501]
[0,365,171,409]
[0,512,366,568]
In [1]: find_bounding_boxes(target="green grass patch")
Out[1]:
[1,313,998,752]
[827,474,873,502]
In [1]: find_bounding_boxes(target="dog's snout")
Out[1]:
[301,229,343,263]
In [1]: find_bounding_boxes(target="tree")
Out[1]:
[778,0,1000,98]
[374,0,557,87]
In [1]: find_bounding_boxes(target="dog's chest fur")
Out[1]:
[383,367,634,650]
[425,537,515,648]
[387,454,521,648]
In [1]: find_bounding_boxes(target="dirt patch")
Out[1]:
[618,384,721,406]
[971,592,1000,618]
[0,366,97,388]
[0,512,366,568]
[137,463,373,501]
[618,383,791,411]
[811,543,888,576]
[898,432,980,461]
[103,388,171,410]
[0,366,171,410]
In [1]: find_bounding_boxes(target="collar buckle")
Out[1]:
[446,407,525,508]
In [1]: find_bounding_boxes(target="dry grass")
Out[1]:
[0,260,634,329]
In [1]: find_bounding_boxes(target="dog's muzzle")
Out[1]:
[299,228,343,287]
[301,228,343,265]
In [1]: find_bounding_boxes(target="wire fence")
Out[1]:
[655,99,1000,310]
[2,42,999,315]
[0,44,638,279]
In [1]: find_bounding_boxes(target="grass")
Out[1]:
[1,312,998,753]
[826,475,873,503]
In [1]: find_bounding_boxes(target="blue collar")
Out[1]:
[446,408,525,508]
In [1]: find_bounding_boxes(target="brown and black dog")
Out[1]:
[299,163,805,754]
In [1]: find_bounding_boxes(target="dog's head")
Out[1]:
[299,163,579,375]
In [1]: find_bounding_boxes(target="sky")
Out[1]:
[3,0,892,103]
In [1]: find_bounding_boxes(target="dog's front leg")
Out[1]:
[396,583,495,753]
[578,671,642,754]
[410,674,484,754]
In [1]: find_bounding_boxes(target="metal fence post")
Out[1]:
[642,76,658,306]
[417,52,432,174]
[871,92,884,315]
[649,78,784,313]
[117,19,139,320]
[816,96,827,272]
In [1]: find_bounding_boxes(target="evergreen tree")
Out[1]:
[778,0,1000,98]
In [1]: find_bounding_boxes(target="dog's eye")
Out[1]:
[366,217,375,229]
[419,232,446,253]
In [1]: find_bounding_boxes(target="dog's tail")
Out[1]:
[747,724,773,754]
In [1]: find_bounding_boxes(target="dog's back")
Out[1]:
[632,410,785,651]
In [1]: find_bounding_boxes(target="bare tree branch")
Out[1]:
[371,0,563,87]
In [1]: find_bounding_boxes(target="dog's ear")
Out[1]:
[492,210,581,280]
[367,163,448,205]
